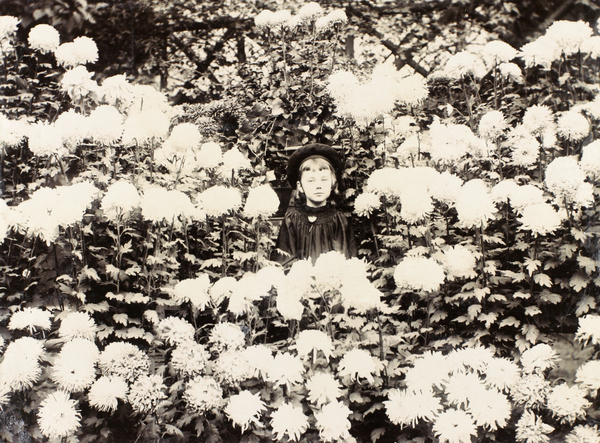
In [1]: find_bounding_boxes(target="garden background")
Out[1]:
[2,0,600,442]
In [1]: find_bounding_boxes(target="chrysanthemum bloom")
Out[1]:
[294,330,334,361]
[172,274,211,309]
[54,182,99,227]
[8,307,52,333]
[484,357,521,392]
[455,179,496,228]
[242,344,274,379]
[198,185,242,218]
[10,187,58,242]
[220,147,251,176]
[99,74,134,107]
[28,24,60,53]
[312,250,347,292]
[429,171,463,205]
[100,179,141,221]
[327,70,360,107]
[128,374,167,414]
[276,291,304,321]
[0,114,27,148]
[213,350,253,385]
[267,352,305,387]
[467,387,511,431]
[0,16,19,41]
[565,424,600,443]
[510,373,550,409]
[54,110,89,148]
[580,140,600,178]
[305,372,343,407]
[481,40,518,66]
[443,50,487,80]
[519,35,561,69]
[98,341,150,383]
[427,119,474,162]
[353,192,382,217]
[432,409,477,443]
[60,65,98,100]
[518,203,564,236]
[515,410,554,443]
[365,167,405,198]
[545,20,593,56]
[55,36,98,67]
[170,341,210,378]
[243,184,280,219]
[196,141,222,169]
[225,390,266,433]
[298,2,323,21]
[0,337,45,391]
[400,186,433,224]
[479,110,508,140]
[394,256,445,293]
[156,317,195,346]
[209,276,237,305]
[37,391,81,439]
[404,351,451,392]
[443,372,487,408]
[498,62,524,82]
[337,348,381,385]
[51,338,99,392]
[575,314,600,345]
[522,105,556,136]
[315,9,347,31]
[58,311,98,341]
[87,105,123,145]
[508,184,546,213]
[268,402,309,441]
[521,343,559,374]
[441,245,477,280]
[163,122,201,154]
[314,400,352,442]
[581,36,600,58]
[340,279,382,314]
[26,121,68,157]
[395,74,429,107]
[183,376,223,413]
[121,108,170,145]
[208,322,246,352]
[446,346,496,374]
[88,376,128,413]
[254,10,275,28]
[508,130,541,168]
[545,156,587,201]
[384,388,442,428]
[575,360,600,395]
[557,110,590,142]
[139,185,196,224]
[547,383,591,424]
[491,179,520,204]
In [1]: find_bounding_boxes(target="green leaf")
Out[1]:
[499,316,520,328]
[524,305,541,316]
[570,272,590,292]
[577,255,596,274]
[533,273,552,287]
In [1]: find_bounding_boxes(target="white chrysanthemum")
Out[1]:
[294,329,334,361]
[99,74,134,107]
[316,9,347,31]
[443,50,487,80]
[128,374,167,414]
[88,376,128,413]
[98,341,150,383]
[482,40,518,65]
[545,156,586,200]
[196,141,223,169]
[0,16,19,41]
[198,185,242,218]
[140,185,196,224]
[580,140,600,178]
[55,36,98,67]
[276,291,304,321]
[58,311,97,341]
[400,186,433,224]
[209,276,237,305]
[479,110,508,140]
[243,184,280,218]
[509,184,546,213]
[298,2,323,21]
[521,343,559,373]
[52,339,99,392]
[327,70,360,105]
[581,36,600,58]
[467,388,511,431]
[225,390,266,433]
[172,274,211,309]
[0,337,45,391]
[340,279,382,314]
[314,400,352,443]
[163,123,201,153]
[0,114,27,148]
[8,307,52,333]
[510,373,550,409]
[209,322,245,352]
[254,10,275,28]
[484,357,521,392]
[384,388,442,428]
[547,383,590,424]
[441,245,477,280]
[26,121,68,157]
[87,105,123,145]
[171,341,210,378]
[575,360,600,394]
[520,35,561,69]
[396,74,429,106]
[404,351,451,393]
[455,179,496,228]
[575,314,600,345]
[156,317,195,346]
[121,108,170,145]
[54,110,88,148]
[312,250,347,291]
[565,424,600,443]
[270,402,309,442]
[394,256,445,293]
[518,203,563,236]
[55,182,99,227]
[37,391,81,439]
[100,179,141,221]
[523,105,556,136]
[429,171,463,204]
[184,376,223,413]
[242,344,274,379]
[509,129,541,168]
[213,350,253,385]
[28,24,60,53]
[557,110,590,142]
[432,409,477,443]
[305,372,343,407]
[498,62,523,82]
[491,179,520,203]
[444,372,487,408]
[60,65,98,100]
[428,119,474,162]
[515,410,554,443]
[267,352,304,387]
[337,348,381,385]
[446,346,495,374]
[546,20,593,56]
[365,167,405,198]
[221,147,251,174]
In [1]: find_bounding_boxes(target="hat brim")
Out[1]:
[286,143,342,188]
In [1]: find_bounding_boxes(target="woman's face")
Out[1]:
[298,158,334,208]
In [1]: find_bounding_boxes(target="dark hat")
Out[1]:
[286,143,342,189]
